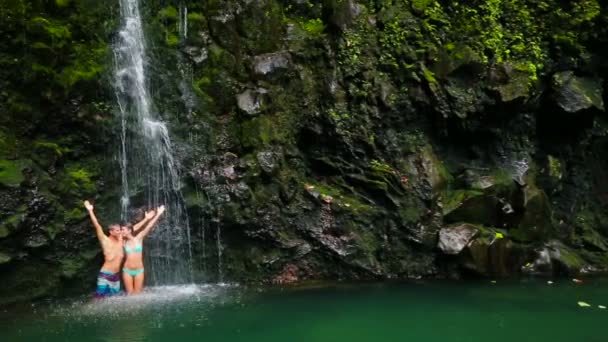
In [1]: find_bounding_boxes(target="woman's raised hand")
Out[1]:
[144,210,156,219]
[156,205,166,216]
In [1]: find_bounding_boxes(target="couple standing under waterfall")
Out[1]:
[83,200,166,298]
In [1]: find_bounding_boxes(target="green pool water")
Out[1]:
[1,278,606,342]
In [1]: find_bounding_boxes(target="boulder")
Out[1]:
[253,52,291,75]
[236,88,267,115]
[551,71,604,113]
[438,224,479,255]
[183,46,208,64]
[545,240,586,276]
[491,63,534,102]
[256,151,280,173]
[462,235,516,277]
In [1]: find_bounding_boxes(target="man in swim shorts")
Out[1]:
[84,200,124,298]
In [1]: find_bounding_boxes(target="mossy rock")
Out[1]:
[462,169,517,200]
[0,211,24,238]
[0,225,9,239]
[0,131,18,157]
[460,227,515,277]
[510,186,553,242]
[580,226,608,252]
[419,146,452,195]
[552,71,604,113]
[240,115,289,148]
[0,252,11,264]
[492,63,535,102]
[443,189,499,226]
[547,240,586,276]
[60,258,86,278]
[0,263,61,305]
[303,181,376,214]
[33,141,66,170]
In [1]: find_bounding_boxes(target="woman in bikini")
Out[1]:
[121,205,166,295]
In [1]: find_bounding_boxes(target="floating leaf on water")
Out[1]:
[547,281,554,285]
[599,305,606,309]
[577,301,591,307]
[495,232,504,239]
[490,280,497,284]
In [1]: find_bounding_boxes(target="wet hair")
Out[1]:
[108,224,121,231]
[120,222,134,231]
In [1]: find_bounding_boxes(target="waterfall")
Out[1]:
[112,0,193,285]
[216,207,223,283]
[178,2,188,40]
[195,186,207,275]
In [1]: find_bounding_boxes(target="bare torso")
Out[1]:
[100,237,124,273]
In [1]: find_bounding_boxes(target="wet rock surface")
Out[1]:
[552,71,604,113]
[438,224,479,255]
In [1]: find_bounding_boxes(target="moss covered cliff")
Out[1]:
[2,0,608,304]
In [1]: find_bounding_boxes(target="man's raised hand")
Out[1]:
[84,200,94,212]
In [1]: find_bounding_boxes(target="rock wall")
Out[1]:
[1,0,608,304]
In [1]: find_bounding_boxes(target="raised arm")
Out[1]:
[84,200,106,242]
[137,205,165,239]
[132,210,155,235]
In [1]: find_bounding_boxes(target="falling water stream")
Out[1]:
[113,0,193,284]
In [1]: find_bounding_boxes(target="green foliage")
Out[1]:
[58,165,96,197]
[441,189,484,214]
[60,44,106,88]
[0,131,17,157]
[55,0,71,7]
[411,0,435,12]
[0,159,25,186]
[421,65,437,83]
[187,12,205,23]
[547,155,562,180]
[399,204,423,223]
[370,160,394,174]
[159,6,179,21]
[240,115,289,148]
[29,17,72,48]
[337,29,366,76]
[306,182,375,213]
[302,18,325,35]
[165,33,179,47]
[571,0,601,25]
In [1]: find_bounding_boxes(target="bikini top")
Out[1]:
[124,242,143,254]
